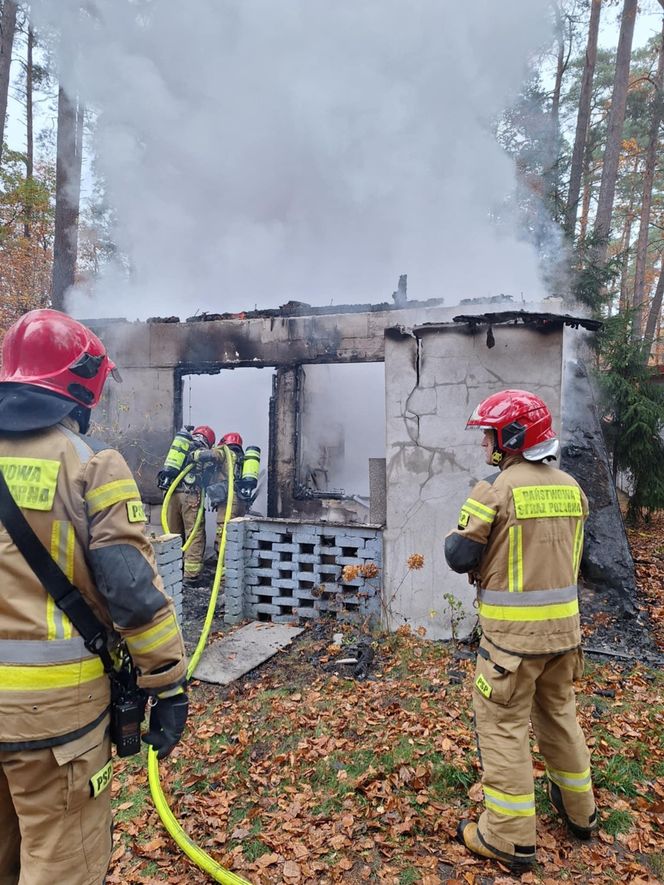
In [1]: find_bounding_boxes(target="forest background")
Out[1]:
[2,0,664,516]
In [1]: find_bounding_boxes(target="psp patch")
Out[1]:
[475,673,492,699]
[126,500,146,523]
[458,509,470,528]
[89,760,112,798]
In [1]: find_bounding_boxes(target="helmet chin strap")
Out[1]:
[70,405,92,434]
[487,429,503,465]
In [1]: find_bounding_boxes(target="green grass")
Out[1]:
[227,803,252,829]
[260,686,294,700]
[114,790,148,822]
[377,735,419,768]
[242,840,271,862]
[429,757,475,800]
[308,740,428,815]
[342,748,377,779]
[312,795,348,817]
[592,728,624,750]
[225,810,268,862]
[625,741,653,763]
[208,732,232,752]
[593,756,644,797]
[646,853,664,880]
[602,809,632,835]
[535,776,553,814]
[401,696,423,713]
[582,658,599,678]
[398,867,421,885]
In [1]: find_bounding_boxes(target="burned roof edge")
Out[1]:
[385,310,601,340]
[449,310,601,332]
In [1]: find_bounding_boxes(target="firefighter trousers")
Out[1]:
[0,720,112,885]
[167,489,206,579]
[473,640,596,860]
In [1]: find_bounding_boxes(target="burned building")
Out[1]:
[89,297,630,640]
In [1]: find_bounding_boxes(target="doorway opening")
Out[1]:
[296,362,385,521]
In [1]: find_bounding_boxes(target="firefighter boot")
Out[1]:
[456,820,535,870]
[549,782,597,840]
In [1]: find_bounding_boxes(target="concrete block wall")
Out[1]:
[150,533,184,625]
[224,518,383,626]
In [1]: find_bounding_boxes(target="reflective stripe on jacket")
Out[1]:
[0,417,187,750]
[444,455,588,655]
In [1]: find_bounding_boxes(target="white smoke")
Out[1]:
[32,0,554,319]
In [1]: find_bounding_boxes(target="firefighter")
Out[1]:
[206,432,249,552]
[158,424,216,585]
[444,389,597,870]
[0,309,188,885]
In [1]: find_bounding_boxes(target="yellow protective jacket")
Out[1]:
[445,455,588,656]
[0,417,187,750]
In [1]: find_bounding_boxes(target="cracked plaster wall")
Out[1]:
[383,325,563,640]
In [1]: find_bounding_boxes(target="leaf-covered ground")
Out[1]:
[108,520,664,885]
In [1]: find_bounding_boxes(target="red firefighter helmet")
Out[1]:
[467,389,559,461]
[220,432,243,448]
[0,309,118,407]
[192,425,215,448]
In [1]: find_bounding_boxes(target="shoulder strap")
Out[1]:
[0,469,114,672]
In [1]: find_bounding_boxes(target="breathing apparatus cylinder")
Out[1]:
[158,428,194,490]
[237,445,261,502]
[164,428,193,472]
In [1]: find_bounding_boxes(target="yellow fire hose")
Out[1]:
[160,463,205,553]
[150,447,253,884]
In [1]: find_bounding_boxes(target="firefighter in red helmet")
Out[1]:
[445,389,597,869]
[206,432,248,551]
[158,424,216,584]
[220,432,243,448]
[0,310,187,885]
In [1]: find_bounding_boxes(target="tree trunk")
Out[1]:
[643,260,664,358]
[591,0,638,265]
[546,5,569,214]
[578,147,594,243]
[616,154,642,312]
[0,0,18,168]
[52,85,84,311]
[618,212,634,314]
[23,24,33,238]
[633,21,664,343]
[564,0,601,238]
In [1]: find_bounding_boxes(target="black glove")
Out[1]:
[142,690,189,759]
[157,469,176,491]
[206,481,228,509]
[236,478,257,502]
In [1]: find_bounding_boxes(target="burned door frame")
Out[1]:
[173,361,376,521]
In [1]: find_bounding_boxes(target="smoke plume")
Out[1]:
[32,0,554,319]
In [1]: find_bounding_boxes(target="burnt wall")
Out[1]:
[560,351,637,615]
[88,302,508,507]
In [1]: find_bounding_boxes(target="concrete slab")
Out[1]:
[193,621,304,685]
